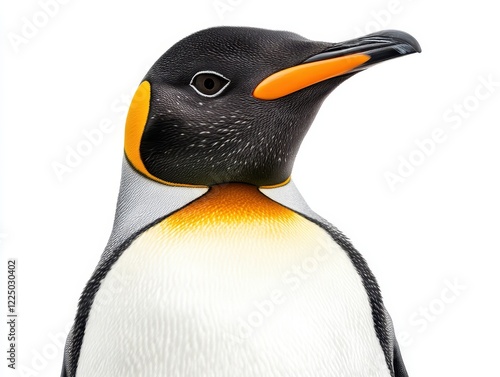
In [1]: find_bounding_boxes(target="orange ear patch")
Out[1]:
[124,81,152,177]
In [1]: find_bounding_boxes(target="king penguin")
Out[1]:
[61,27,420,377]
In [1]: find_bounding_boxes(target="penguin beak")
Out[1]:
[253,30,421,100]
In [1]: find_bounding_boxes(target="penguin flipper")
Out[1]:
[393,338,409,377]
[60,326,73,377]
[60,356,69,377]
[384,307,409,377]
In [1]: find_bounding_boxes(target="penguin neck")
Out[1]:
[108,159,316,254]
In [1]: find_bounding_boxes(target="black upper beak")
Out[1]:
[304,30,421,69]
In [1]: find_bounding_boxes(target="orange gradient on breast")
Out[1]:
[162,183,296,231]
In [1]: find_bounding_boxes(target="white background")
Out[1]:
[1,0,499,376]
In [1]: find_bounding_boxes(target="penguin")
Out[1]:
[61,27,420,377]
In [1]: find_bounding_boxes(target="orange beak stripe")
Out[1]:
[253,53,370,100]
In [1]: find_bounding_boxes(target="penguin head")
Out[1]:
[125,27,420,187]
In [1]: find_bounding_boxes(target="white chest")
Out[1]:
[76,186,390,377]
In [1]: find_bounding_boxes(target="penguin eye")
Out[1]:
[190,71,230,97]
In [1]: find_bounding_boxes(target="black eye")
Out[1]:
[190,71,230,97]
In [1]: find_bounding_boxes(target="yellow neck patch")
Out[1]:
[162,183,295,231]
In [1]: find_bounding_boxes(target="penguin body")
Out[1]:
[62,27,420,377]
[75,180,390,377]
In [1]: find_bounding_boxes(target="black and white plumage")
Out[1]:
[61,26,420,377]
